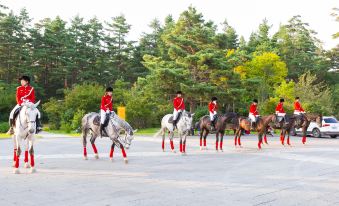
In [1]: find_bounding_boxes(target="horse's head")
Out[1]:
[21,100,40,134]
[181,111,195,131]
[123,129,137,149]
[316,114,323,127]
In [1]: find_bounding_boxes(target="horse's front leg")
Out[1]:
[215,132,219,151]
[116,140,128,164]
[281,129,285,145]
[24,138,30,168]
[179,132,183,153]
[234,129,239,147]
[204,130,209,150]
[82,129,88,160]
[161,128,165,152]
[302,127,307,144]
[258,133,263,150]
[28,137,36,173]
[219,131,224,152]
[287,129,291,146]
[182,133,187,154]
[90,135,99,159]
[169,131,175,153]
[109,142,115,161]
[13,136,22,174]
[199,128,203,150]
[12,135,17,167]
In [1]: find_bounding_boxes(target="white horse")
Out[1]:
[155,111,194,154]
[81,112,136,163]
[12,101,40,174]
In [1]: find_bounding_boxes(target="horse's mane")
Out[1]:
[110,113,134,134]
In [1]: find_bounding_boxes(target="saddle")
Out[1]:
[93,114,110,137]
[11,107,22,127]
[168,112,182,123]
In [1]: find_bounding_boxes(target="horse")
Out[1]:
[293,113,322,144]
[155,111,194,154]
[198,112,238,151]
[234,116,268,149]
[12,101,41,174]
[81,112,136,163]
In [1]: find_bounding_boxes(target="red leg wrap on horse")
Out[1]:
[220,141,223,150]
[91,143,98,154]
[183,144,186,152]
[120,145,127,158]
[162,140,165,150]
[302,136,306,144]
[258,140,262,149]
[216,140,219,150]
[203,139,206,147]
[30,154,35,167]
[234,136,237,146]
[264,135,268,144]
[109,147,114,158]
[238,137,241,146]
[15,156,19,168]
[170,140,174,150]
[83,147,87,156]
[200,138,202,146]
[180,143,183,152]
[13,149,17,161]
[287,137,290,145]
[24,151,29,163]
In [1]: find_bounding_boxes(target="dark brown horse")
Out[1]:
[199,112,238,151]
[234,116,268,149]
[261,114,295,145]
[292,113,322,144]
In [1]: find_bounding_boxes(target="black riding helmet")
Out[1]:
[280,98,285,102]
[253,99,258,103]
[295,97,300,100]
[176,91,182,94]
[106,87,113,92]
[19,75,30,83]
[211,97,218,101]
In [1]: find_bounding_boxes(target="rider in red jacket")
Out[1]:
[249,99,259,128]
[172,91,185,129]
[208,97,218,127]
[8,76,42,134]
[275,98,286,124]
[294,97,305,115]
[100,87,113,136]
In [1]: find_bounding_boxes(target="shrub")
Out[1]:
[0,122,9,133]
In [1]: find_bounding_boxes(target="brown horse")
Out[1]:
[199,112,238,151]
[261,113,322,145]
[293,113,322,144]
[234,116,268,149]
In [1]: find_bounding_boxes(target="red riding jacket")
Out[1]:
[173,97,185,111]
[208,102,218,113]
[294,101,304,112]
[100,95,113,111]
[16,85,35,105]
[275,102,285,113]
[249,103,259,115]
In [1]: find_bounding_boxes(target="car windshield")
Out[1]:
[324,118,338,123]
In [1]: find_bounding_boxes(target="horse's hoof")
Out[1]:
[24,162,30,168]
[110,157,113,162]
[181,152,187,156]
[83,156,88,160]
[124,158,128,164]
[200,146,203,151]
[162,149,165,152]
[13,168,20,174]
[12,162,16,167]
[94,154,99,159]
[171,150,176,153]
[220,149,224,152]
[205,147,208,150]
[30,167,36,173]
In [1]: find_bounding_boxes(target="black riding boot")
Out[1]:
[100,124,105,137]
[36,117,42,134]
[173,120,177,130]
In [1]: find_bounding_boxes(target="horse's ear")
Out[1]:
[191,113,195,116]
[133,129,138,133]
[34,100,41,108]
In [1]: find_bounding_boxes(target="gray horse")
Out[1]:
[155,111,194,155]
[81,112,136,163]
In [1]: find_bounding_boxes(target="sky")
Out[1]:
[2,0,338,49]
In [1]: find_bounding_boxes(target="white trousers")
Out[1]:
[294,111,305,115]
[249,114,258,122]
[100,109,109,124]
[173,109,182,120]
[276,113,286,117]
[210,111,217,121]
[9,104,41,119]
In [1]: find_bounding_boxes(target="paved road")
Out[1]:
[1,133,339,206]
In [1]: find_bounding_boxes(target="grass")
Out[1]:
[135,128,159,135]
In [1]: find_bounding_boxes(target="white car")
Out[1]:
[295,116,339,138]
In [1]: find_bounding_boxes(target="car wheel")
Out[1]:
[290,128,297,136]
[330,135,337,138]
[312,128,321,138]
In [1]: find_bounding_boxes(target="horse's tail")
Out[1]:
[153,128,164,138]
[81,113,91,138]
